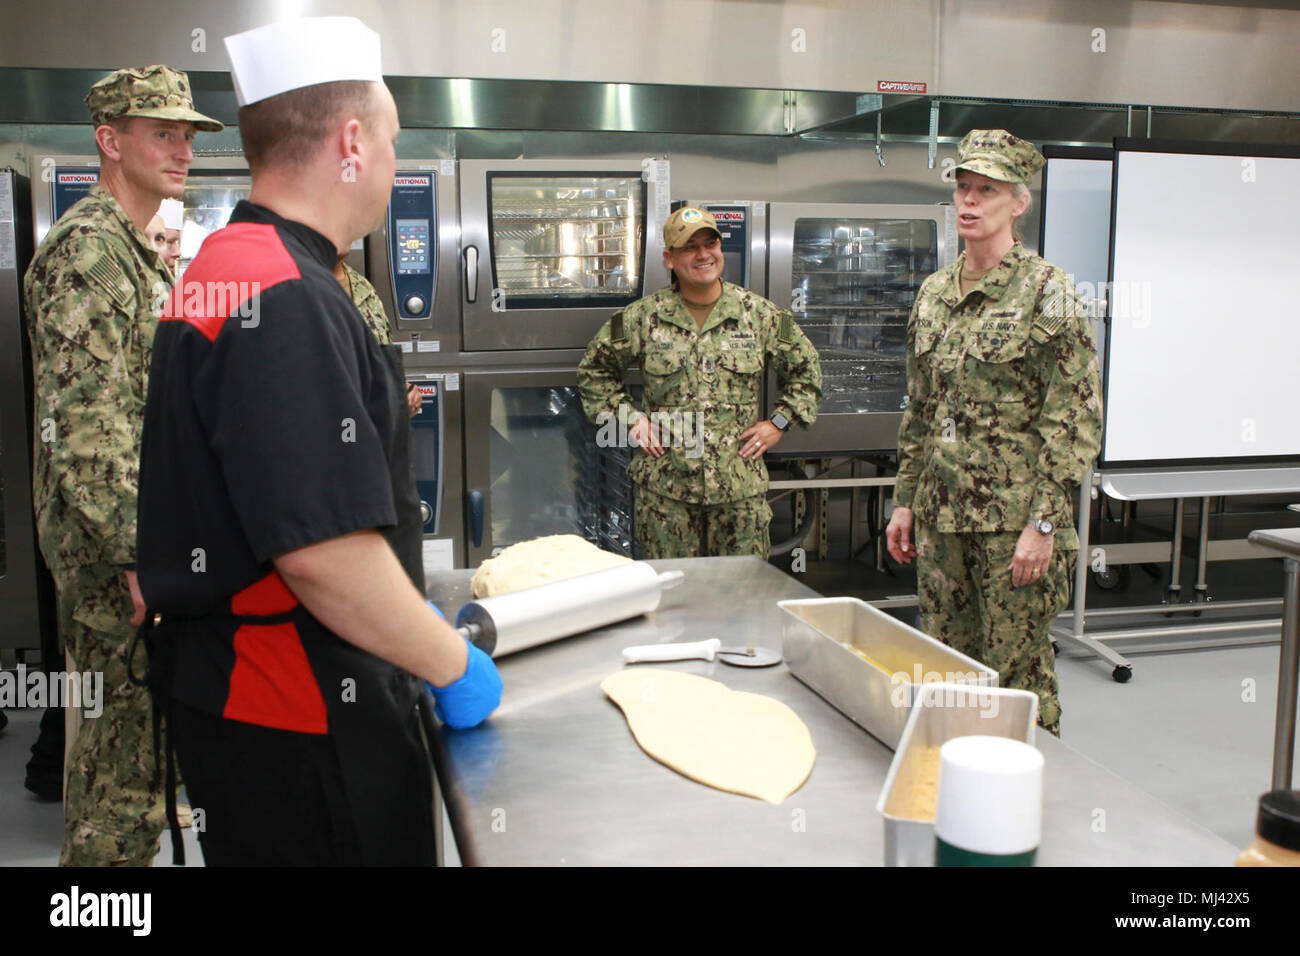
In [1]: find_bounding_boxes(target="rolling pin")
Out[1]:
[455,563,685,658]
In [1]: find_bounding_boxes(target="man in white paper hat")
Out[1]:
[136,15,501,867]
[156,197,184,273]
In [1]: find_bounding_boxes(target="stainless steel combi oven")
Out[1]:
[459,366,642,568]
[457,159,669,351]
[766,202,958,455]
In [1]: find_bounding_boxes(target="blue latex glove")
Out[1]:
[425,601,502,729]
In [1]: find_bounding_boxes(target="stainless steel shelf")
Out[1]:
[493,214,634,223]
[495,253,631,260]
[794,269,925,275]
[491,286,632,296]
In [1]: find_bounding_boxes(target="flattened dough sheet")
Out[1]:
[601,669,815,804]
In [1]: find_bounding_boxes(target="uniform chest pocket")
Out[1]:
[964,330,1034,404]
[914,324,961,380]
[714,347,762,403]
[643,346,687,405]
[913,329,939,356]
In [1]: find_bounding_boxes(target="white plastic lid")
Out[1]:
[935,735,1044,855]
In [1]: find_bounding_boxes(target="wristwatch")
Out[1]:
[1029,518,1054,535]
[770,412,792,432]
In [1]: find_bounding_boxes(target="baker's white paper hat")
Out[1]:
[224,16,383,107]
[157,198,185,231]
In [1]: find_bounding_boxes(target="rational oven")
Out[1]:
[767,202,958,456]
[365,160,461,357]
[457,159,669,351]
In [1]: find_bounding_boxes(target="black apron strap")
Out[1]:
[129,613,185,865]
[164,698,184,866]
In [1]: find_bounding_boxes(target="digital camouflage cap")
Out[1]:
[85,65,224,131]
[953,129,1044,185]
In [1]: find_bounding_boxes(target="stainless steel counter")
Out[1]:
[426,556,1238,866]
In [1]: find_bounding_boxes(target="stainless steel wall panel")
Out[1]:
[387,78,804,137]
[6,2,1300,114]
[0,0,937,95]
[937,0,1300,113]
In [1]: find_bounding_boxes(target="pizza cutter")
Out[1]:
[621,637,782,667]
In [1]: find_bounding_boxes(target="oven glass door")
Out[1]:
[175,174,251,276]
[487,173,647,311]
[791,217,938,415]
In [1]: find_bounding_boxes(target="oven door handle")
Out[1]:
[464,244,478,304]
[467,489,484,548]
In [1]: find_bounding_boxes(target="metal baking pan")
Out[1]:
[875,682,1039,866]
[777,597,998,750]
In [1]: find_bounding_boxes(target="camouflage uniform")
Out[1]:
[341,261,392,345]
[578,281,821,558]
[21,65,220,866]
[894,131,1104,736]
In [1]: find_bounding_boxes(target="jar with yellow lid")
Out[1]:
[1235,790,1300,867]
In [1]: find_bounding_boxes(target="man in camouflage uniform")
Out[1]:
[336,256,392,345]
[333,254,422,417]
[579,207,821,558]
[886,131,1103,736]
[22,65,221,865]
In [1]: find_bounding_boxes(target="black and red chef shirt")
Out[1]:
[137,200,421,733]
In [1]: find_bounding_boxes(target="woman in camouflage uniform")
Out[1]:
[885,130,1104,736]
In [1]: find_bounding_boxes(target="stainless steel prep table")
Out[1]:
[426,556,1237,866]
[1246,527,1300,790]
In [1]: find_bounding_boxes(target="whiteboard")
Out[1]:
[1102,143,1300,467]
[1040,149,1113,369]
[1041,153,1112,297]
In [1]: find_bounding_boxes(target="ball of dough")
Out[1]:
[470,534,633,598]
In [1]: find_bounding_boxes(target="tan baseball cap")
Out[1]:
[85,65,224,132]
[663,206,721,250]
[953,129,1044,185]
